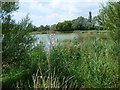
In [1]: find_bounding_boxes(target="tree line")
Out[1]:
[31,12,104,32]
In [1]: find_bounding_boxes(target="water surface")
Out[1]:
[34,33,79,52]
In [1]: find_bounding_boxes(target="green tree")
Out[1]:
[56,22,63,31]
[29,23,37,31]
[45,25,50,31]
[1,2,19,35]
[92,16,104,30]
[50,24,56,31]
[88,11,92,23]
[99,1,120,40]
[72,16,88,30]
[38,25,45,31]
[56,21,72,31]
[62,21,72,31]
[2,2,35,64]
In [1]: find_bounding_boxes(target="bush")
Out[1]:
[2,16,36,64]
[2,44,47,88]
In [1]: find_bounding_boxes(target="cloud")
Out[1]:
[12,12,27,21]
[28,2,52,14]
[28,13,76,27]
[13,0,110,26]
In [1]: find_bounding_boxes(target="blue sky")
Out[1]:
[12,0,109,27]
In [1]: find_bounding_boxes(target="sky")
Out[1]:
[12,0,110,27]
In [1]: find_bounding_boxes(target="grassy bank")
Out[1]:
[30,30,107,34]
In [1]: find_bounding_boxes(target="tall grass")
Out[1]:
[49,35,119,88]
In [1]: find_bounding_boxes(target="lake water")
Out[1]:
[34,33,79,52]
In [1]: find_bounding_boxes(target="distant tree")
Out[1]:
[72,16,88,30]
[92,16,104,30]
[62,21,72,31]
[56,22,63,31]
[45,25,50,31]
[88,11,92,23]
[50,24,56,31]
[56,21,72,31]
[87,11,96,29]
[28,23,37,31]
[38,25,45,31]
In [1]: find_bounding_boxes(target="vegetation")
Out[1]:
[50,35,118,88]
[30,12,102,33]
[31,12,100,33]
[1,0,120,89]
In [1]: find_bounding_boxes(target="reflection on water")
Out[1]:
[34,33,78,52]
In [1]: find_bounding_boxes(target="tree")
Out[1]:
[56,22,63,31]
[1,2,19,35]
[50,24,56,31]
[92,16,104,30]
[88,11,92,23]
[99,1,120,40]
[29,23,37,31]
[38,25,45,31]
[72,16,88,30]
[2,2,35,64]
[45,25,50,31]
[56,21,72,31]
[62,21,72,31]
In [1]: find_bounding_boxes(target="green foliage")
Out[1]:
[99,1,120,41]
[37,25,50,33]
[2,44,46,88]
[49,37,119,88]
[98,2,120,87]
[56,21,72,31]
[54,12,99,31]
[72,16,88,30]
[1,2,19,35]
[50,24,56,31]
[2,2,36,64]
[2,0,119,89]
[2,16,36,64]
[88,11,92,23]
[45,25,50,30]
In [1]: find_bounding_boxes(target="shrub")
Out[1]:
[2,44,47,88]
[2,16,36,64]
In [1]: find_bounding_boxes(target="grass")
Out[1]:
[30,30,107,35]
[49,33,119,88]
[73,30,107,33]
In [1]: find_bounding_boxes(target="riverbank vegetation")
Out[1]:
[1,0,120,89]
[30,12,104,34]
[30,30,107,34]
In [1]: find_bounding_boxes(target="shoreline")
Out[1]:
[30,30,107,35]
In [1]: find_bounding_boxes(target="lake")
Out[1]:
[34,33,79,52]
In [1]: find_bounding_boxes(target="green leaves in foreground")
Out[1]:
[2,16,36,64]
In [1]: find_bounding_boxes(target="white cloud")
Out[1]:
[12,12,27,21]
[13,0,111,26]
[28,13,76,27]
[29,2,52,14]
